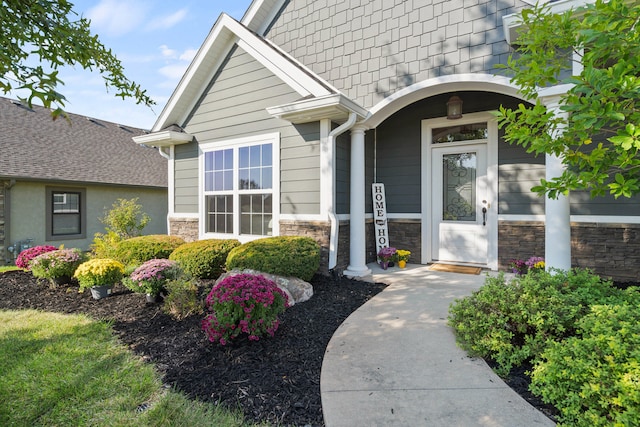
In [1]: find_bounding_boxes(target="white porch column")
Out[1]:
[541,92,572,271]
[343,125,372,277]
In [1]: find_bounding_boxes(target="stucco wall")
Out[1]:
[7,181,167,257]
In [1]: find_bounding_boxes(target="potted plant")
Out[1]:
[202,273,289,345]
[29,248,84,287]
[509,256,545,276]
[377,246,397,270]
[124,259,180,302]
[74,258,125,299]
[16,245,58,270]
[396,249,411,268]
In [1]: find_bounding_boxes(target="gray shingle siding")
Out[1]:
[267,0,527,110]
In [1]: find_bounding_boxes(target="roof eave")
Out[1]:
[132,130,193,148]
[267,94,369,124]
[151,13,334,132]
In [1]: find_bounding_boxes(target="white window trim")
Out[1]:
[199,132,280,243]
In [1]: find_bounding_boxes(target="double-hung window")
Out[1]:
[201,133,279,240]
[46,187,86,240]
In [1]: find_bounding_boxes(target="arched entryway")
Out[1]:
[361,74,530,271]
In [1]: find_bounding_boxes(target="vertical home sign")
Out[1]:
[372,183,389,255]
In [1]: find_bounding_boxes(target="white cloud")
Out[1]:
[159,44,178,59]
[158,64,189,80]
[179,48,198,62]
[87,0,149,37]
[145,9,188,31]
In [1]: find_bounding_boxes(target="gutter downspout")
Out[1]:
[155,146,171,234]
[328,112,357,270]
[157,147,170,159]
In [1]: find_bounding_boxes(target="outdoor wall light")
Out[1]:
[446,95,463,119]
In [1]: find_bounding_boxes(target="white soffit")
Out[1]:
[132,131,193,148]
[267,94,369,124]
[152,13,332,132]
[241,0,287,35]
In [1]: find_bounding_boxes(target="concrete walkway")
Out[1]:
[320,263,556,427]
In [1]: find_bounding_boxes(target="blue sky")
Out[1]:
[14,0,253,129]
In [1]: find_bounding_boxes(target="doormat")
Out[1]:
[428,263,482,275]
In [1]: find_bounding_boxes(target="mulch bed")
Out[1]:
[0,270,386,426]
[4,270,633,425]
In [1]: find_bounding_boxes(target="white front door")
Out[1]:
[421,112,498,268]
[432,144,488,264]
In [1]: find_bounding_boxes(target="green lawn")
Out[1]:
[0,309,263,427]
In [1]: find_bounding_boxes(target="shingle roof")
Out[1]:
[0,97,167,188]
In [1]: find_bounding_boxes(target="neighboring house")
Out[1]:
[0,97,168,264]
[135,0,639,281]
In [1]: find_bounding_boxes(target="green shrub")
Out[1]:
[114,235,184,267]
[226,236,320,281]
[90,230,122,259]
[100,197,150,239]
[530,297,640,426]
[448,269,624,375]
[169,239,241,279]
[162,278,204,320]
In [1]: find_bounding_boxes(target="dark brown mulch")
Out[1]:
[0,270,386,427]
[3,270,633,425]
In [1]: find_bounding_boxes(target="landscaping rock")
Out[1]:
[215,269,314,306]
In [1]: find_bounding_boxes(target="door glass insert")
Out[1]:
[442,152,476,221]
[432,122,488,143]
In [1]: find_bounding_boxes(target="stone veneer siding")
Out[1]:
[0,182,5,265]
[362,219,422,267]
[572,222,640,282]
[280,220,331,274]
[498,221,640,282]
[387,219,422,262]
[498,221,546,271]
[169,218,199,243]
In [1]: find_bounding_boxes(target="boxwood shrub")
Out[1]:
[225,236,320,281]
[169,239,241,279]
[114,234,185,267]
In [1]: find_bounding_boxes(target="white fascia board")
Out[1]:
[152,13,332,132]
[132,130,193,148]
[503,0,594,45]
[152,14,237,132]
[241,0,287,35]
[537,83,574,102]
[267,94,369,124]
